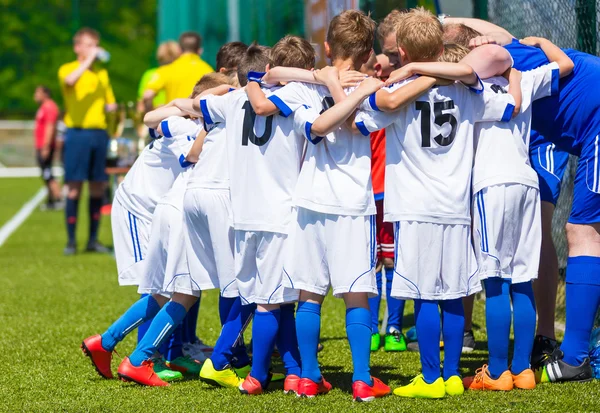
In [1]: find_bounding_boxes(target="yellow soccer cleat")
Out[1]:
[444,375,464,396]
[393,374,446,399]
[200,358,244,388]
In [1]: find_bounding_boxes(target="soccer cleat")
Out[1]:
[462,330,476,353]
[233,364,284,382]
[535,349,593,383]
[512,369,536,390]
[444,375,464,396]
[64,242,77,256]
[85,241,111,254]
[166,355,201,376]
[393,374,446,399]
[531,335,558,369]
[117,357,169,386]
[200,358,243,388]
[384,329,407,352]
[81,334,114,379]
[153,357,184,382]
[297,376,332,397]
[183,339,213,361]
[283,374,301,395]
[370,333,381,351]
[239,373,270,395]
[463,365,513,391]
[353,376,391,402]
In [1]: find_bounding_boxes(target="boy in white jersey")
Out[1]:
[437,41,574,391]
[81,80,216,386]
[354,8,517,399]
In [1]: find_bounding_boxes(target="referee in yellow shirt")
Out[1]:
[142,32,213,110]
[58,28,117,255]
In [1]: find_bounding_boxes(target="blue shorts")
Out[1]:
[63,128,109,182]
[570,134,600,224]
[529,135,569,205]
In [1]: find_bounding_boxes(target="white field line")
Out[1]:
[0,166,63,178]
[0,187,47,247]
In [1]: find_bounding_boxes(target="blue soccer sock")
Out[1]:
[160,324,184,361]
[414,299,441,383]
[219,296,237,326]
[183,298,200,344]
[385,267,405,332]
[230,303,254,368]
[346,307,373,385]
[484,278,511,379]
[88,197,103,243]
[101,294,161,352]
[439,298,464,380]
[251,309,280,387]
[561,256,600,365]
[368,270,383,333]
[129,302,187,367]
[65,197,79,244]
[296,301,322,382]
[510,281,536,374]
[211,297,244,370]
[276,304,302,377]
[137,294,152,343]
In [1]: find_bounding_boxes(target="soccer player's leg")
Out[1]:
[86,129,110,252]
[330,213,390,402]
[368,269,383,351]
[540,141,600,383]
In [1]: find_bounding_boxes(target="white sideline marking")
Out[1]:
[0,187,47,247]
[0,166,63,178]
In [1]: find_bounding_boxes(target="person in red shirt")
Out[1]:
[34,85,62,209]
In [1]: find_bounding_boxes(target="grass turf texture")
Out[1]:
[1,178,599,412]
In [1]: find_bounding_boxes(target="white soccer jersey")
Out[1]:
[270,82,376,216]
[115,116,199,221]
[187,123,229,190]
[199,88,318,234]
[355,78,515,225]
[472,63,560,193]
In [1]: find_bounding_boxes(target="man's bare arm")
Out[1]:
[143,106,186,129]
[375,76,437,112]
[520,37,574,77]
[64,50,98,86]
[246,82,279,116]
[444,17,514,45]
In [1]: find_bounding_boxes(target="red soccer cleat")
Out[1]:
[239,374,267,395]
[81,334,114,379]
[283,374,301,395]
[352,376,391,402]
[117,357,169,386]
[297,376,333,397]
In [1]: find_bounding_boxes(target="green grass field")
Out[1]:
[1,178,599,412]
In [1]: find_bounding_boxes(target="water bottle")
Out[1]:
[589,327,600,379]
[96,48,111,63]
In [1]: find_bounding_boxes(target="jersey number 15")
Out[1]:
[416,100,458,148]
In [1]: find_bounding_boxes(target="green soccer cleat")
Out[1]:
[370,333,381,352]
[384,329,407,352]
[444,375,464,396]
[393,374,446,399]
[200,358,243,388]
[167,355,202,376]
[152,357,184,382]
[234,364,285,382]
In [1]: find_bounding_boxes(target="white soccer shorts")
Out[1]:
[138,203,198,297]
[235,229,299,305]
[183,188,237,297]
[392,220,481,300]
[473,184,541,284]
[112,199,150,286]
[284,207,378,298]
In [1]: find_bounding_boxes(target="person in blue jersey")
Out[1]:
[443,18,600,384]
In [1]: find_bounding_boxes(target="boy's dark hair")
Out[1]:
[271,35,316,70]
[327,10,375,62]
[442,24,482,48]
[216,41,248,71]
[179,31,202,53]
[191,73,234,98]
[236,43,272,86]
[73,27,100,43]
[37,85,52,98]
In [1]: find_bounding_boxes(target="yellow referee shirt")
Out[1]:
[58,61,116,129]
[145,53,214,102]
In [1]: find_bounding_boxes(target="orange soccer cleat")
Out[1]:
[352,376,391,402]
[463,365,514,391]
[81,334,114,379]
[283,374,301,395]
[297,376,333,397]
[239,374,269,395]
[512,368,536,390]
[117,357,169,386]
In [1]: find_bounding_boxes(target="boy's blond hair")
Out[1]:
[377,9,405,46]
[156,41,181,66]
[395,7,443,62]
[271,35,316,70]
[191,72,234,98]
[327,10,375,62]
[439,43,470,63]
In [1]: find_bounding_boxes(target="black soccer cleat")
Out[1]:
[64,242,77,256]
[86,241,112,254]
[536,349,593,383]
[531,334,558,369]
[462,329,476,353]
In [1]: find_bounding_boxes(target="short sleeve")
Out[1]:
[268,82,310,117]
[525,62,560,102]
[354,109,398,136]
[145,68,166,93]
[473,88,515,123]
[57,64,71,85]
[293,105,325,145]
[46,103,59,123]
[102,70,116,105]
[199,93,229,126]
[159,116,201,138]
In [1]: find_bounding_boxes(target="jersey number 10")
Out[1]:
[241,101,274,146]
[416,100,458,148]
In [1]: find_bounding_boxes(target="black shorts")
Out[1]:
[36,148,55,182]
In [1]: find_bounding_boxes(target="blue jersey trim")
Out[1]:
[179,154,193,168]
[267,95,292,118]
[467,75,484,94]
[200,99,213,125]
[374,192,384,201]
[160,120,172,137]
[369,92,380,111]
[247,71,266,83]
[304,121,324,145]
[355,121,370,136]
[501,103,515,122]
[551,68,560,96]
[148,128,160,139]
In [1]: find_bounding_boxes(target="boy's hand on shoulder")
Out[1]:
[469,35,500,49]
[339,69,367,88]
[313,66,340,86]
[384,64,414,86]
[519,37,544,47]
[357,76,384,96]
